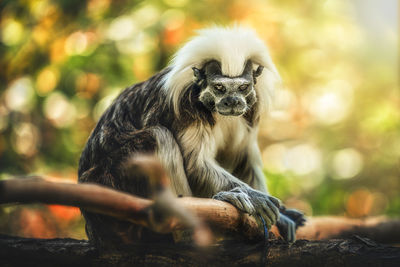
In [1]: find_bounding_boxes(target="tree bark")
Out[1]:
[0,234,399,267]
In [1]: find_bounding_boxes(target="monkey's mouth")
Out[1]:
[215,99,247,116]
[217,108,245,116]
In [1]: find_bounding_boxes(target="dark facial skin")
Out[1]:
[194,60,263,116]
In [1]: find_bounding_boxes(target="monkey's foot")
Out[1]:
[276,208,306,243]
[280,207,306,229]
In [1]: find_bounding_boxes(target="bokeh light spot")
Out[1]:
[107,16,137,41]
[162,9,185,46]
[1,19,24,46]
[284,144,322,176]
[75,73,101,98]
[5,77,35,113]
[44,92,77,128]
[269,88,297,121]
[36,67,59,96]
[65,31,88,55]
[47,205,80,223]
[132,5,161,28]
[262,144,288,173]
[346,188,373,217]
[306,80,354,125]
[11,123,40,157]
[116,31,157,55]
[332,148,364,179]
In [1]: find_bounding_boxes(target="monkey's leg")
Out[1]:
[151,126,192,197]
[150,126,195,242]
[80,126,192,247]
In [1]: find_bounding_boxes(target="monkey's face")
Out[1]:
[201,75,255,116]
[194,60,262,116]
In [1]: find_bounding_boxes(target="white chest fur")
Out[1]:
[212,115,252,155]
[178,115,254,168]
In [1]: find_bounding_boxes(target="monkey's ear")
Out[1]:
[242,60,253,76]
[204,60,222,76]
[192,67,205,85]
[253,65,264,84]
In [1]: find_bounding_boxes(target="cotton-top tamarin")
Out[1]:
[78,26,305,246]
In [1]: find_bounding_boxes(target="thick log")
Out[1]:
[0,235,399,267]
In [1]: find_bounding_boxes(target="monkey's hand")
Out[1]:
[212,187,280,229]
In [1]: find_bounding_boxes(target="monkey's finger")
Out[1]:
[259,199,278,225]
[262,206,277,226]
[223,194,246,211]
[265,199,280,221]
[268,195,281,208]
[237,194,256,214]
[257,208,273,229]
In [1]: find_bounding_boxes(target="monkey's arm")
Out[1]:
[184,153,280,229]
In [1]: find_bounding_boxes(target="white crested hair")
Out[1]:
[162,26,281,116]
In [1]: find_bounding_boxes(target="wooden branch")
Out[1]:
[0,177,262,242]
[1,235,399,267]
[2,177,400,245]
[297,216,400,244]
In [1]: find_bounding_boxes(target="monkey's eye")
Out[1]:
[239,84,249,91]
[214,84,226,93]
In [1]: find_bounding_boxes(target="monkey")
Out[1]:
[78,26,305,247]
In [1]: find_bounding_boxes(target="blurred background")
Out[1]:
[0,0,398,240]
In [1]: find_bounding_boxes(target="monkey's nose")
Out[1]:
[222,96,240,107]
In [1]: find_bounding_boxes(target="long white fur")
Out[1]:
[162,26,281,116]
